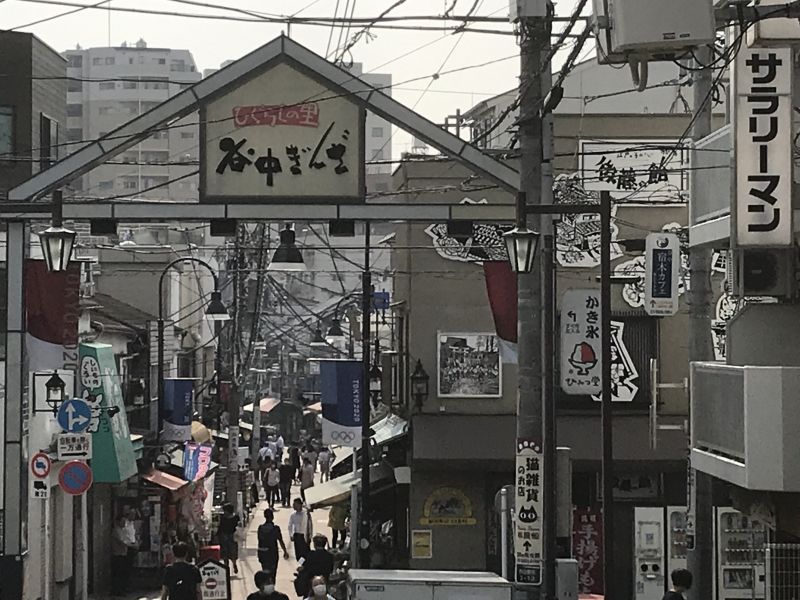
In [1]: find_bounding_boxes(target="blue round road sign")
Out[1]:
[56,398,92,433]
[58,460,93,495]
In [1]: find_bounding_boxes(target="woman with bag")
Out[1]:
[216,503,240,575]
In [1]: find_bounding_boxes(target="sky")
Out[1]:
[3,0,586,155]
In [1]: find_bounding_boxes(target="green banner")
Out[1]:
[80,343,137,483]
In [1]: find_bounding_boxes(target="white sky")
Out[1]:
[3,0,585,154]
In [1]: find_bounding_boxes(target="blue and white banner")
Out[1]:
[162,378,194,442]
[183,442,213,481]
[320,360,362,448]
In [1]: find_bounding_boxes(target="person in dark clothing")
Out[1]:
[246,570,289,600]
[295,535,334,598]
[257,508,290,579]
[662,568,693,600]
[279,458,295,507]
[161,542,201,600]
[289,445,301,481]
[216,503,240,575]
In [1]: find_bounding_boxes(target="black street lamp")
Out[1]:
[368,363,382,406]
[410,360,429,411]
[38,190,76,273]
[158,257,230,440]
[503,226,540,273]
[267,224,306,271]
[45,371,67,414]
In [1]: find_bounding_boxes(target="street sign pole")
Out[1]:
[645,232,680,317]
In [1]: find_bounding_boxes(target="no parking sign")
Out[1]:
[198,559,230,600]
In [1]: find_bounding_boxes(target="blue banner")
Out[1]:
[162,378,194,442]
[320,360,363,447]
[183,442,213,481]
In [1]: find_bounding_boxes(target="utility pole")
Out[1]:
[359,222,373,568]
[227,226,246,513]
[517,4,550,598]
[686,45,715,600]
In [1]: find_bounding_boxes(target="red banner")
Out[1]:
[573,507,604,595]
[483,261,517,343]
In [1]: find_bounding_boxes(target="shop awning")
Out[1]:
[142,469,189,492]
[304,463,395,509]
[331,414,408,469]
[304,402,322,414]
[243,397,280,414]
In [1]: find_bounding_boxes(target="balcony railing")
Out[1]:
[689,124,730,227]
[691,362,800,492]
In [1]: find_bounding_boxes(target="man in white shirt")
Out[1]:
[287,498,313,560]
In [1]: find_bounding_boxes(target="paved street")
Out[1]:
[95,482,331,600]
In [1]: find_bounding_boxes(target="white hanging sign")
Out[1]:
[735,46,793,246]
[644,232,680,316]
[560,289,602,395]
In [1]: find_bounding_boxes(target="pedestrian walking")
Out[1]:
[111,513,138,595]
[303,575,336,600]
[288,498,313,560]
[289,445,302,481]
[247,571,289,600]
[264,461,281,509]
[662,568,693,600]
[160,542,202,600]
[279,457,295,507]
[295,535,334,597]
[328,502,348,549]
[257,509,290,579]
[299,458,315,502]
[276,434,285,463]
[302,443,318,473]
[216,502,240,575]
[318,447,332,483]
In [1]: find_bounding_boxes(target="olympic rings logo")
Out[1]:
[330,431,356,443]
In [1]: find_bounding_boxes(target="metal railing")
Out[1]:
[690,124,731,226]
[766,544,800,599]
[691,362,745,460]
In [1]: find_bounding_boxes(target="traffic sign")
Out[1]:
[199,559,230,600]
[645,232,680,317]
[30,452,52,479]
[56,398,92,433]
[30,478,49,500]
[57,433,92,461]
[58,460,93,495]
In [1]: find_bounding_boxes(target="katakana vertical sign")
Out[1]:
[514,439,542,586]
[644,232,680,316]
[202,61,364,203]
[735,46,793,246]
[561,289,602,395]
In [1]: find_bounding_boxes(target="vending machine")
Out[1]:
[715,507,767,600]
[633,507,689,600]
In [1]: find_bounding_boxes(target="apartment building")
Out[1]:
[62,39,202,201]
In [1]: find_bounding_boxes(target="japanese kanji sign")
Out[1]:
[573,507,604,595]
[57,433,92,461]
[644,232,680,317]
[514,439,542,586]
[579,139,686,202]
[735,46,793,246]
[202,61,364,203]
[561,289,602,395]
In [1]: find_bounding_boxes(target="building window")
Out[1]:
[98,180,114,190]
[371,150,384,161]
[180,131,194,139]
[371,127,384,138]
[40,114,59,169]
[92,57,103,66]
[123,81,138,89]
[122,180,137,190]
[67,104,83,117]
[67,54,83,68]
[105,57,115,65]
[66,128,82,142]
[0,106,13,155]
[156,58,166,65]
[128,58,134,65]
[67,80,82,93]
[99,82,115,90]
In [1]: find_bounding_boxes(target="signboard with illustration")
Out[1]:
[437,333,501,398]
[560,290,603,396]
[80,343,137,483]
[514,439,543,586]
[202,61,364,203]
[419,487,477,526]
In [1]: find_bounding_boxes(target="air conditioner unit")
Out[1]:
[605,0,715,55]
[728,248,797,298]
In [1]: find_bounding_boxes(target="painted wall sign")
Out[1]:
[514,439,543,586]
[735,46,793,246]
[579,139,687,202]
[202,61,364,203]
[419,487,477,526]
[411,530,433,559]
[560,290,603,396]
[437,333,501,398]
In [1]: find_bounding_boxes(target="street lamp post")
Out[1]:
[37,190,77,273]
[410,360,429,412]
[157,257,229,439]
[506,191,614,596]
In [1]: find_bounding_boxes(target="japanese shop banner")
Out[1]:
[320,360,362,448]
[573,507,604,595]
[644,232,680,317]
[183,442,213,481]
[202,61,364,203]
[579,139,686,202]
[735,46,793,247]
[560,289,602,396]
[514,439,543,586]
